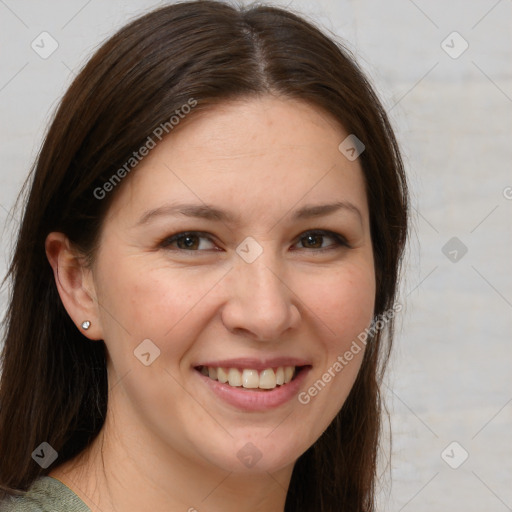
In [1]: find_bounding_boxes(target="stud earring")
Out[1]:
[81,320,91,330]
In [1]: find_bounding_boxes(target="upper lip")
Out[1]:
[194,357,311,371]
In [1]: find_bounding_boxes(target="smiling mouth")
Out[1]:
[195,365,307,391]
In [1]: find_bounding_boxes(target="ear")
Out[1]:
[45,232,103,341]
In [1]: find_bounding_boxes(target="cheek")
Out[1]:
[93,258,227,429]
[301,261,376,342]
[94,255,229,357]
[324,265,375,379]
[295,262,375,395]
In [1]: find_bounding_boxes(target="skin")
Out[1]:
[46,96,376,512]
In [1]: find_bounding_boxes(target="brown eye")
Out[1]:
[161,232,216,251]
[294,230,349,251]
[176,234,200,250]
[301,234,324,249]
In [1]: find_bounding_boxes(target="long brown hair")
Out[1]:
[0,1,408,510]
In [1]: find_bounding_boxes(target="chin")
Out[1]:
[193,433,305,475]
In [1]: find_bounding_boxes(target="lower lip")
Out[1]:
[196,367,311,412]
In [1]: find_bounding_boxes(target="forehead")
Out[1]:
[105,96,369,227]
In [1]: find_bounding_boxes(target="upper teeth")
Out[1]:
[200,366,296,390]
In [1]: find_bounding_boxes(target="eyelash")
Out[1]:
[159,230,350,253]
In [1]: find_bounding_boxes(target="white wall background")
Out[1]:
[0,1,511,510]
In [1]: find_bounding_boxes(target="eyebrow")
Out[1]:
[136,201,363,226]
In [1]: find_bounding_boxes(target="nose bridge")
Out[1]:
[222,246,299,340]
[242,252,284,303]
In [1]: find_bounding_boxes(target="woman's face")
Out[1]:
[89,96,375,475]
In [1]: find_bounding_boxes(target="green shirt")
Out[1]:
[0,476,90,512]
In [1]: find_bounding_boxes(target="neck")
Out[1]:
[50,412,292,512]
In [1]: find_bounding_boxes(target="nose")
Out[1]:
[220,253,301,342]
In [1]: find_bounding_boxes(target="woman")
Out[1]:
[0,1,408,510]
